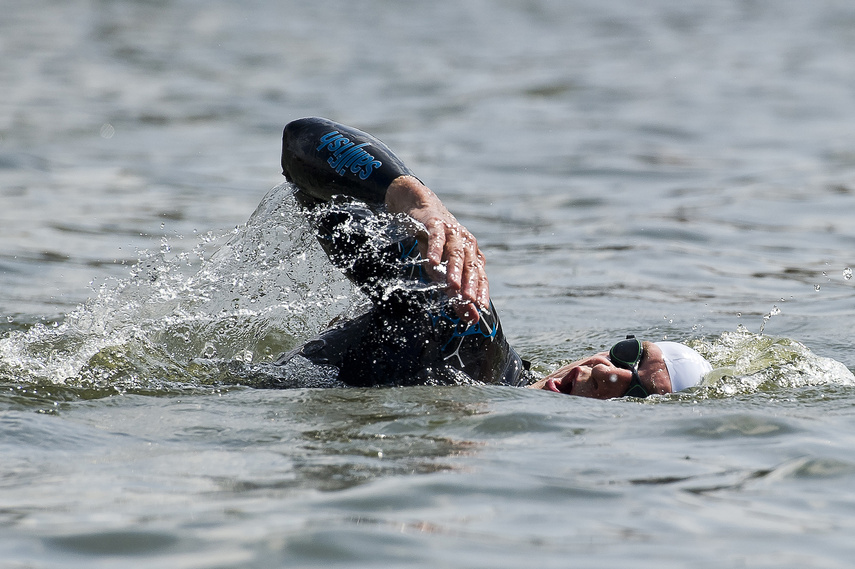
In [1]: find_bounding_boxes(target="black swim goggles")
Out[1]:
[608,335,650,398]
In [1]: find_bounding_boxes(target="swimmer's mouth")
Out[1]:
[545,368,578,395]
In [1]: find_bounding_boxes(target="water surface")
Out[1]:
[2,1,855,567]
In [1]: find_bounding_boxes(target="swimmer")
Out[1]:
[275,117,711,398]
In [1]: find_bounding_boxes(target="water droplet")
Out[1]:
[844,267,852,280]
[737,312,741,317]
[759,305,781,334]
[814,284,821,291]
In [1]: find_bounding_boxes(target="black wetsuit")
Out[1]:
[274,117,527,387]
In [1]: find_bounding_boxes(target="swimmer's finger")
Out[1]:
[443,227,466,291]
[424,219,447,267]
[477,253,490,309]
[461,248,489,311]
[460,301,480,324]
[448,292,480,324]
[459,240,483,304]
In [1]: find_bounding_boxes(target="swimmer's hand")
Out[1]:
[386,175,489,324]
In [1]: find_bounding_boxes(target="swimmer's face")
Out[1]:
[528,341,672,399]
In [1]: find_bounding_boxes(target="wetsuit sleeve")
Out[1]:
[281,117,415,207]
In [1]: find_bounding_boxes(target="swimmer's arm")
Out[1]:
[386,175,489,324]
[281,117,489,321]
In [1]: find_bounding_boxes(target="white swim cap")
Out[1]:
[655,342,712,392]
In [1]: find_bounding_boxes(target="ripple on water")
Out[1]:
[45,531,180,556]
[676,413,797,440]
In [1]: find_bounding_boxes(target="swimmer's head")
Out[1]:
[604,337,711,396]
[528,338,712,398]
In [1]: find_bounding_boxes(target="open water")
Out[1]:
[2,1,855,567]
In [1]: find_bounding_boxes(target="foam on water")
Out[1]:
[0,183,358,392]
[691,327,855,397]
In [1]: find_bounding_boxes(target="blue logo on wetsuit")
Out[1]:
[317,131,383,180]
